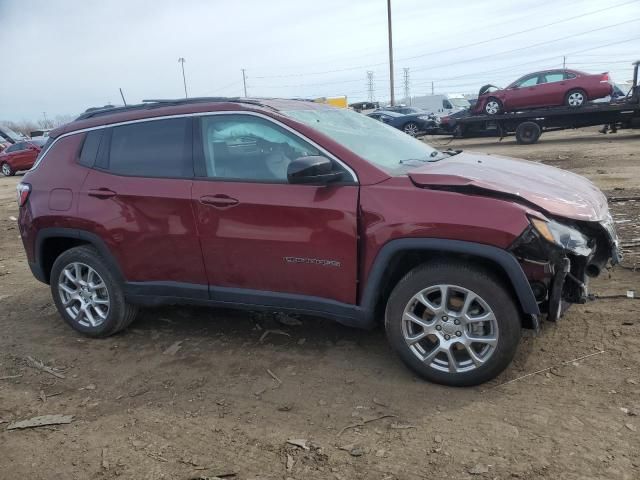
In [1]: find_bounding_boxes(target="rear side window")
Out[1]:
[107,118,192,178]
[565,72,577,79]
[542,72,564,83]
[78,130,104,167]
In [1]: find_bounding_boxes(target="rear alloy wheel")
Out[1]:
[403,122,420,136]
[565,89,586,107]
[385,262,521,386]
[51,245,138,337]
[1,162,14,177]
[484,98,502,115]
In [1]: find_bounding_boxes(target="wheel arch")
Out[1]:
[360,238,540,328]
[35,228,124,284]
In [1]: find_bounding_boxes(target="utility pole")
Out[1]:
[366,71,375,102]
[178,57,188,98]
[119,88,127,106]
[387,0,395,106]
[563,55,566,70]
[431,81,434,95]
[241,69,248,97]
[42,111,50,128]
[403,68,410,105]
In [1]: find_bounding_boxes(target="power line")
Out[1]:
[409,18,640,74]
[249,0,639,80]
[399,0,640,64]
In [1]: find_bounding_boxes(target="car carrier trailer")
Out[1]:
[452,61,640,145]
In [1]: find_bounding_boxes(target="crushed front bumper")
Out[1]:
[510,216,620,322]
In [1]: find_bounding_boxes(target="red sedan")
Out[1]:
[0,138,47,176]
[474,69,613,115]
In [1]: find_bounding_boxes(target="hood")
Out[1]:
[407,152,609,222]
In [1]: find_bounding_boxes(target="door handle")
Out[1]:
[200,194,239,208]
[87,188,117,199]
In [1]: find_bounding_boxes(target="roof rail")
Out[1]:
[75,97,278,121]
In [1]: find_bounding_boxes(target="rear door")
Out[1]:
[78,117,208,293]
[191,112,359,305]
[536,71,567,106]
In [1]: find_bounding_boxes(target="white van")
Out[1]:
[409,94,470,115]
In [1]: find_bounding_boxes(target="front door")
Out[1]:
[191,112,359,305]
[506,74,542,109]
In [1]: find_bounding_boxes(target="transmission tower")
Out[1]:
[403,68,410,105]
[366,71,375,102]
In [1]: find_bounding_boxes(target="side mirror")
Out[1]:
[287,156,343,185]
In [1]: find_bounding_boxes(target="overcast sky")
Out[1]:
[1,0,639,121]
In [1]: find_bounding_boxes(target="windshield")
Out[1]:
[448,97,470,108]
[284,108,441,173]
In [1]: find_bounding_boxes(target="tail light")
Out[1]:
[17,182,31,207]
[600,72,611,84]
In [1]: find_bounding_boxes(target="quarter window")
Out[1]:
[198,114,328,182]
[107,118,192,177]
[78,130,104,167]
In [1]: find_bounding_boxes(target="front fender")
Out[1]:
[359,238,540,323]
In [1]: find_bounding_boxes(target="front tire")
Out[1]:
[484,98,502,115]
[50,245,138,337]
[385,262,521,386]
[403,122,420,136]
[1,162,14,176]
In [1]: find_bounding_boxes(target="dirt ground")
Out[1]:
[1,127,639,480]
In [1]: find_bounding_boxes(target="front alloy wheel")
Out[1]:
[403,122,420,136]
[385,262,521,386]
[402,285,498,373]
[484,99,501,115]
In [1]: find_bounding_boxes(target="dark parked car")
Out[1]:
[17,98,618,386]
[474,69,613,115]
[0,138,46,176]
[377,106,425,115]
[367,110,437,135]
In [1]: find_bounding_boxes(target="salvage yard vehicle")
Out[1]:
[0,137,46,176]
[454,61,640,144]
[367,109,438,135]
[17,97,619,386]
[474,69,613,115]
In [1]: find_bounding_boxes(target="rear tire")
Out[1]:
[515,121,541,145]
[385,262,521,386]
[1,162,14,177]
[50,245,138,337]
[565,89,586,108]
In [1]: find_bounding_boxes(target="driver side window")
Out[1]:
[199,114,322,182]
[517,75,539,87]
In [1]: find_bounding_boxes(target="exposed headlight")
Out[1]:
[530,218,592,256]
[418,115,433,121]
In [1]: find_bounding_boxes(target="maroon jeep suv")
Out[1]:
[17,98,619,386]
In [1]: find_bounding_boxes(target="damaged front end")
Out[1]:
[510,214,621,321]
